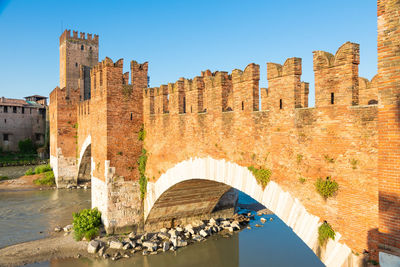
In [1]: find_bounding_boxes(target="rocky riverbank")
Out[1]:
[0,208,273,266]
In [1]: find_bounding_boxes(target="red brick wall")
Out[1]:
[49,87,80,160]
[143,42,379,254]
[377,0,400,258]
[77,58,148,182]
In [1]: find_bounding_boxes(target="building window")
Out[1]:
[35,133,41,141]
[4,119,6,123]
[241,101,244,110]
[81,45,84,50]
[75,62,78,67]
[22,107,24,114]
[3,134,9,141]
[13,106,17,113]
[4,106,7,113]
[331,93,334,104]
[280,99,283,109]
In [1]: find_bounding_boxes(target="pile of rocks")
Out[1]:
[66,183,91,190]
[86,215,255,261]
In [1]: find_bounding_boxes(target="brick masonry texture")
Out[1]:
[49,0,400,263]
[143,45,379,255]
[377,0,400,260]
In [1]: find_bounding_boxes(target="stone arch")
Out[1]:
[145,157,351,267]
[77,135,92,184]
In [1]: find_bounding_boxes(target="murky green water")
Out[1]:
[0,189,91,248]
[5,190,324,267]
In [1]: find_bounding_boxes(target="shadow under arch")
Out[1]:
[145,157,352,267]
[77,135,92,184]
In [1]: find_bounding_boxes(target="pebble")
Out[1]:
[63,224,73,232]
[260,218,266,223]
[54,226,62,232]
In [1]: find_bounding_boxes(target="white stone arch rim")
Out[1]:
[77,135,92,177]
[145,157,352,267]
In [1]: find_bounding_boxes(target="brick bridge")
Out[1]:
[49,1,400,266]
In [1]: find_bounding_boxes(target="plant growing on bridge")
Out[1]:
[138,148,148,199]
[318,221,335,247]
[350,158,358,169]
[315,176,339,199]
[138,125,146,141]
[248,166,271,189]
[72,208,102,241]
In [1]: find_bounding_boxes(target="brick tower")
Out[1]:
[49,30,99,187]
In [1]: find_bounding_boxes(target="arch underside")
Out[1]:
[145,157,352,267]
[77,144,91,183]
[146,179,237,229]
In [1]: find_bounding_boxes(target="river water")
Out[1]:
[0,188,324,266]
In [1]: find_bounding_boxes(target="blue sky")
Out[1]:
[0,0,377,106]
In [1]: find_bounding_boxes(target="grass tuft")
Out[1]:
[248,166,271,189]
[318,221,335,247]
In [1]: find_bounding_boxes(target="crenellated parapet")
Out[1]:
[266,58,305,110]
[313,42,360,107]
[59,29,99,45]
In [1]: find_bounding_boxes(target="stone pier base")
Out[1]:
[50,153,77,188]
[91,175,143,235]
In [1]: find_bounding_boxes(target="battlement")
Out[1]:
[267,58,302,80]
[313,42,359,71]
[59,29,99,45]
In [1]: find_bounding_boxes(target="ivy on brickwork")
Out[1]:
[248,166,271,189]
[138,148,148,200]
[138,125,146,141]
[315,176,339,199]
[318,221,335,247]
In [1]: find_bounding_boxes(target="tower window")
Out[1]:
[241,101,244,110]
[331,93,334,104]
[3,134,9,141]
[81,45,84,50]
[279,99,283,109]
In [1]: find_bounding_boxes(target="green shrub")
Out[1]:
[34,164,52,174]
[315,176,339,199]
[25,168,35,175]
[73,208,102,241]
[18,139,35,153]
[138,148,148,199]
[0,176,9,181]
[318,221,335,247]
[248,166,271,189]
[33,171,55,186]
